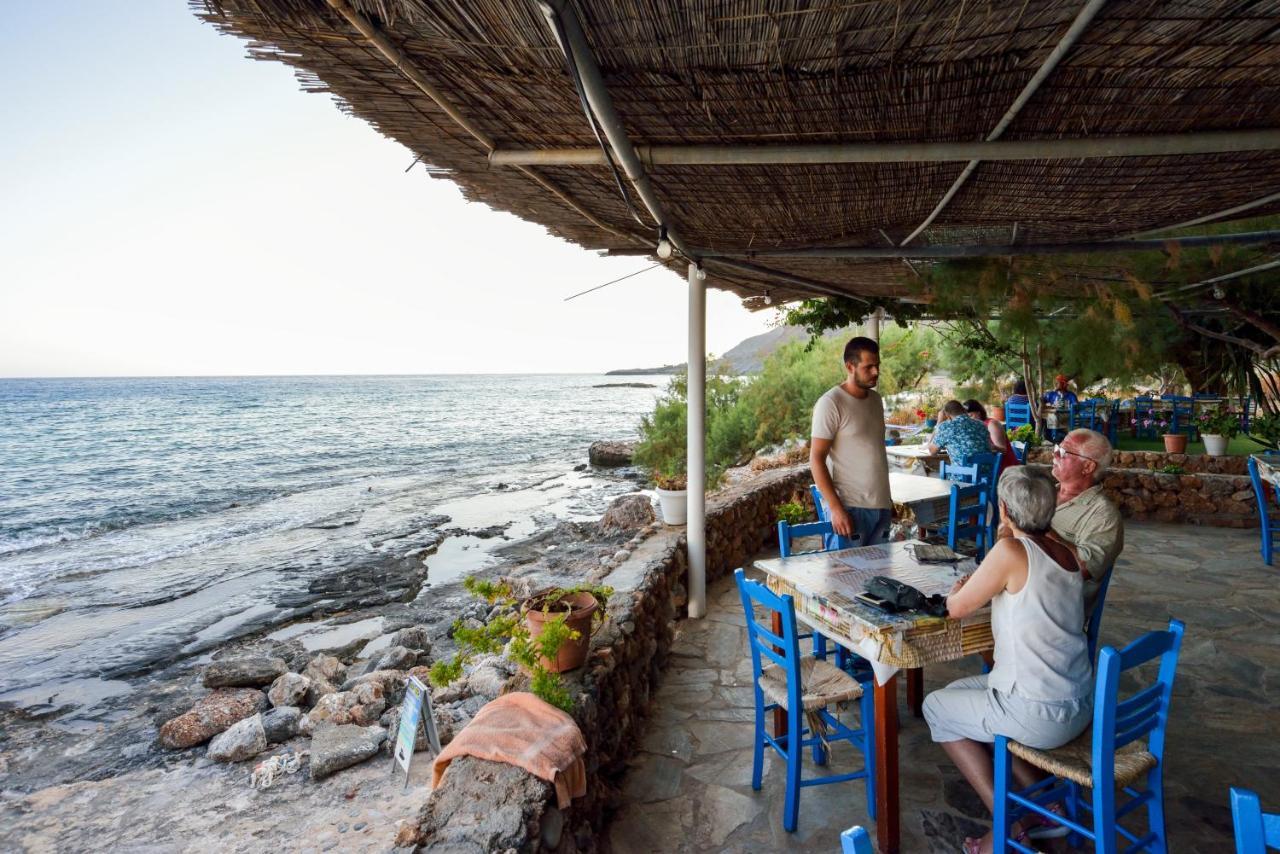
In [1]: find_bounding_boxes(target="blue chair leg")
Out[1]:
[1147,769,1168,854]
[751,698,765,791]
[1066,780,1083,849]
[783,708,802,832]
[1263,526,1273,566]
[1094,771,1117,854]
[993,736,1013,850]
[861,686,877,821]
[813,632,828,660]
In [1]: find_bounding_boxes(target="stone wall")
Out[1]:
[408,465,813,852]
[1024,448,1258,527]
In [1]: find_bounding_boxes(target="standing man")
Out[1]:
[1044,374,1078,407]
[810,336,893,548]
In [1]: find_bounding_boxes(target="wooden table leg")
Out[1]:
[875,674,901,854]
[906,667,924,718]
[770,609,787,737]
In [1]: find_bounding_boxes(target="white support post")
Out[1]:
[868,307,882,342]
[687,262,707,619]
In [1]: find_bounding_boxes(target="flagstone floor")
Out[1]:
[608,522,1280,853]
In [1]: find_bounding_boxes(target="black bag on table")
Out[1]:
[865,575,949,617]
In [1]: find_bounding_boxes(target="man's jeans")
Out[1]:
[822,506,892,551]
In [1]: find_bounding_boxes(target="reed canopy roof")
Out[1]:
[194,0,1280,306]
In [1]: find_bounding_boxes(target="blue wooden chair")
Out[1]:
[1011,440,1028,463]
[734,569,876,832]
[1231,787,1280,853]
[1247,456,1280,566]
[1132,396,1157,440]
[1005,400,1033,430]
[1163,395,1197,440]
[1070,399,1102,432]
[778,519,857,558]
[942,481,990,560]
[942,455,1000,550]
[840,825,873,854]
[993,619,1186,854]
[1241,395,1254,433]
[810,484,828,521]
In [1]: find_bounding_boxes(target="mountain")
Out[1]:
[606,324,847,375]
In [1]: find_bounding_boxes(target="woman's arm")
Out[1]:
[987,419,1008,450]
[945,538,1021,618]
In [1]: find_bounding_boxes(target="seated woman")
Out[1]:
[964,399,1019,471]
[923,467,1094,854]
[928,399,994,461]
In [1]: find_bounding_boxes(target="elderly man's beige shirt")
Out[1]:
[1052,484,1124,615]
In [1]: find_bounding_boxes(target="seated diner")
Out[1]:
[928,399,995,460]
[964,398,1019,472]
[924,467,1094,854]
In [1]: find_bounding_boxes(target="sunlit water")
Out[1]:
[0,375,666,704]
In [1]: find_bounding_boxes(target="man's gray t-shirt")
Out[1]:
[811,385,891,509]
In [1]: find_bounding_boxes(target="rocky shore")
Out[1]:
[0,472,657,852]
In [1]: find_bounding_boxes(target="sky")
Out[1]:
[0,2,777,377]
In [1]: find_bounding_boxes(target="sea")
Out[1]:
[0,374,667,710]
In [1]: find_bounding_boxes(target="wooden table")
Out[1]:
[888,470,955,528]
[754,541,994,854]
[885,443,947,474]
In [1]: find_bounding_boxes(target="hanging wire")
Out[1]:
[563,263,663,302]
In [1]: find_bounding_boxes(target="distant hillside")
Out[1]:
[607,324,849,376]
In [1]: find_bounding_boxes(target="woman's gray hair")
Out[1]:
[997,467,1058,534]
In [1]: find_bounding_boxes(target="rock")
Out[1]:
[262,706,302,743]
[303,654,347,686]
[341,669,409,706]
[309,682,386,728]
[466,656,517,701]
[159,688,268,750]
[415,756,553,849]
[202,656,288,689]
[310,724,387,780]
[588,440,636,467]
[613,549,631,562]
[267,673,312,708]
[207,713,268,762]
[375,646,417,672]
[600,493,656,533]
[390,625,433,654]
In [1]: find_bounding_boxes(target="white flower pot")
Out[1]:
[1202,434,1228,456]
[655,488,688,525]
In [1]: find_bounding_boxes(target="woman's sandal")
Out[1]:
[1025,803,1071,839]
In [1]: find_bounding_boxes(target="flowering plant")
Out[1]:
[1197,408,1240,438]
[1142,416,1170,433]
[915,408,927,420]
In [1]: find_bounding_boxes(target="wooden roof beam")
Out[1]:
[700,228,1280,260]
[1122,189,1280,239]
[898,0,1110,246]
[489,130,1280,167]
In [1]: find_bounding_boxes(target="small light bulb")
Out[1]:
[656,239,673,260]
[1213,285,1225,299]
[696,266,706,281]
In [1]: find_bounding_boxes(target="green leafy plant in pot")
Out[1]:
[428,577,612,713]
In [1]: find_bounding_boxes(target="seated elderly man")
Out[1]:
[1043,427,1124,614]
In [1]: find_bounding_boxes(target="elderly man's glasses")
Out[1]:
[1053,443,1097,463]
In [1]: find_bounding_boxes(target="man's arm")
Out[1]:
[1056,501,1123,581]
[810,438,854,538]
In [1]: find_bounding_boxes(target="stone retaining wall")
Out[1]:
[408,465,813,852]
[1025,446,1253,475]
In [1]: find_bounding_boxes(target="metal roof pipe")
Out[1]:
[489,129,1280,167]
[699,229,1280,260]
[539,1,689,256]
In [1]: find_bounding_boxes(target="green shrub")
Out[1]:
[776,501,809,526]
[1246,412,1280,450]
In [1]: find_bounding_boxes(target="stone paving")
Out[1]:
[609,522,1280,853]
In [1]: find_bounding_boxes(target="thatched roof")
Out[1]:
[193,0,1280,304]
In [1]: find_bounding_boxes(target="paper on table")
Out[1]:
[835,545,893,572]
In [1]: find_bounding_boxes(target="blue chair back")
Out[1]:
[1010,440,1028,463]
[778,519,858,557]
[840,826,872,854]
[945,452,1001,544]
[810,484,828,521]
[1005,400,1033,429]
[1232,787,1280,853]
[1169,398,1196,437]
[1086,564,1114,662]
[1070,399,1102,432]
[945,481,990,559]
[735,569,803,711]
[1093,619,1185,790]
[1132,396,1158,439]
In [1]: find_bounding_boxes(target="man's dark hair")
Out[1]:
[963,399,987,419]
[942,400,967,418]
[1013,378,1028,396]
[843,336,880,365]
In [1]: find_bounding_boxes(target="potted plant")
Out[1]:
[1007,423,1040,462]
[652,465,688,526]
[1147,417,1187,453]
[429,577,613,712]
[1197,408,1239,456]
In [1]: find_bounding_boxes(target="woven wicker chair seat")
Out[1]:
[760,655,863,712]
[1007,733,1157,789]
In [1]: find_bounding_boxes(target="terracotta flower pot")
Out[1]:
[1162,433,1188,454]
[522,590,600,673]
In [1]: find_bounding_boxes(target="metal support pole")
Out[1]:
[868,307,883,342]
[687,262,707,619]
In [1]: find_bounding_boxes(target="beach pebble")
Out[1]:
[206,713,267,762]
[159,688,268,750]
[599,555,613,567]
[389,625,433,655]
[613,549,631,563]
[203,656,288,689]
[267,673,312,708]
[309,724,387,780]
[261,706,302,743]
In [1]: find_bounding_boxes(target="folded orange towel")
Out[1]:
[431,692,587,809]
